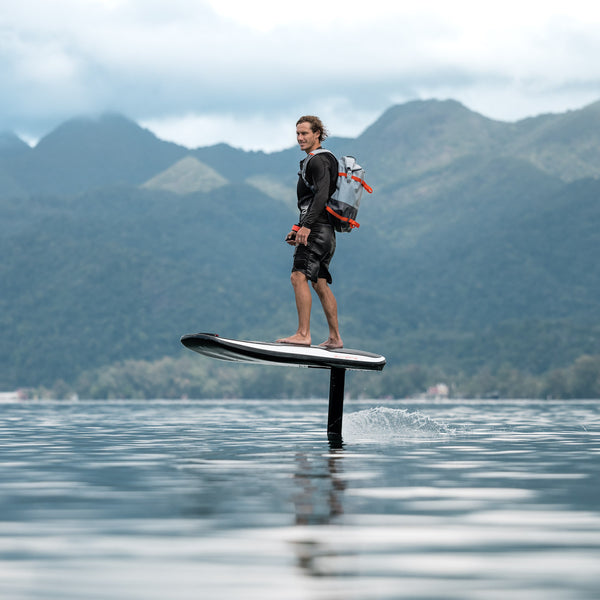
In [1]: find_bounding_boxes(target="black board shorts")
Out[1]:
[292,223,336,284]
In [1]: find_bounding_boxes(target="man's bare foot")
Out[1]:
[276,333,311,346]
[319,337,343,349]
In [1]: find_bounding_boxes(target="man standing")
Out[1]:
[277,116,343,349]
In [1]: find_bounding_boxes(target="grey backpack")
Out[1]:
[301,149,373,232]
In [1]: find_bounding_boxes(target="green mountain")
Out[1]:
[356,99,512,182]
[0,100,599,397]
[0,132,30,157]
[0,183,295,388]
[510,100,600,180]
[4,114,188,195]
[142,156,228,194]
[0,133,30,198]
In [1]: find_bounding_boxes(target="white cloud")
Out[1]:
[141,100,382,152]
[1,0,600,149]
[141,112,295,153]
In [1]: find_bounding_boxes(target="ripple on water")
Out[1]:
[343,406,456,443]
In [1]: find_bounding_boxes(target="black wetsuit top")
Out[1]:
[297,150,338,229]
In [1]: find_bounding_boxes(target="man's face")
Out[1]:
[296,122,321,153]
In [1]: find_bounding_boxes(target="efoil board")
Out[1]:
[180,333,385,371]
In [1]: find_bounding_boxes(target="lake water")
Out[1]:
[0,398,598,599]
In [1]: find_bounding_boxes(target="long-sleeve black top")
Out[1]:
[297,150,338,229]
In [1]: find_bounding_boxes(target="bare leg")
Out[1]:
[277,271,312,345]
[312,278,343,348]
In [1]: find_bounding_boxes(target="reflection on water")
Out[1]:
[0,399,598,599]
[291,451,346,578]
[293,452,346,526]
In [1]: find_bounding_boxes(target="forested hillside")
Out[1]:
[1,100,599,398]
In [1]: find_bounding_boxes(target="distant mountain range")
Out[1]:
[1,99,599,396]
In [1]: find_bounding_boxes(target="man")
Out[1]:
[277,116,343,349]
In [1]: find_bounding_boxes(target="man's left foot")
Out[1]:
[276,333,311,346]
[319,338,343,349]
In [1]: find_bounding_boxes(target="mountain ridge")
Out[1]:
[3,97,600,196]
[0,99,599,395]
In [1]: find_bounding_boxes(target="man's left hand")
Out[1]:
[295,226,311,246]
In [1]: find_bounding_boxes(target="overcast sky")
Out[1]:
[2,0,599,151]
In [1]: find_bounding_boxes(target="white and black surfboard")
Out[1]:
[180,333,385,371]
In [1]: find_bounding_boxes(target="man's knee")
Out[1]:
[291,270,308,286]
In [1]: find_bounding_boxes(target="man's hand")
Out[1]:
[285,231,297,246]
[295,226,311,246]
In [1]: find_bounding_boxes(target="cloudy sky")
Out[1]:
[1,0,599,151]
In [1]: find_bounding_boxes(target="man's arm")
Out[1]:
[301,156,331,230]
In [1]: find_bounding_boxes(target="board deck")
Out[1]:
[180,333,385,371]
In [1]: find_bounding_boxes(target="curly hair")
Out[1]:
[296,115,329,142]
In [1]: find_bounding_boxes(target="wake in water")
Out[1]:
[343,406,456,443]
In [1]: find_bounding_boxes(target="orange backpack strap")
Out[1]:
[338,172,373,194]
[326,206,360,229]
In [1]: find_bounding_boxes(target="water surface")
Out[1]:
[0,399,598,599]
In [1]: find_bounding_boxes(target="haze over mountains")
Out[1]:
[1,99,599,397]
